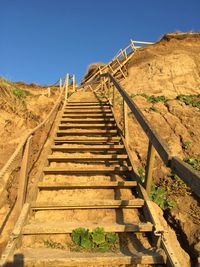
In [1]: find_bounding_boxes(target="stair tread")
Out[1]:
[32,199,145,210]
[38,180,137,189]
[51,144,124,150]
[22,221,153,234]
[14,248,164,265]
[48,154,127,160]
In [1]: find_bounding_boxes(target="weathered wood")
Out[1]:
[63,110,112,114]
[43,166,132,174]
[170,156,200,198]
[22,221,152,234]
[60,118,115,123]
[65,73,69,101]
[38,180,137,189]
[11,249,164,265]
[62,114,113,118]
[123,100,129,142]
[47,154,127,162]
[55,136,120,141]
[103,73,171,165]
[145,141,156,195]
[51,144,124,151]
[59,78,62,91]
[72,74,76,92]
[31,199,145,210]
[56,129,118,136]
[17,135,33,210]
[58,123,116,129]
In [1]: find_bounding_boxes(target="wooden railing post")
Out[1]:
[112,84,115,108]
[107,79,110,100]
[72,74,76,92]
[65,73,69,101]
[17,135,33,211]
[123,100,129,143]
[145,141,156,195]
[59,78,62,91]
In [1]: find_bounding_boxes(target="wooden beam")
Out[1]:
[22,221,152,234]
[43,166,132,175]
[31,199,145,210]
[51,144,124,151]
[17,135,33,210]
[48,154,127,161]
[145,141,156,195]
[38,180,136,189]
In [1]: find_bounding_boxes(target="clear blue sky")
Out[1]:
[0,0,199,85]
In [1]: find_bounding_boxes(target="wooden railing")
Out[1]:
[83,39,154,85]
[96,73,200,198]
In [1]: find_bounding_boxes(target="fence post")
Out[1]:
[47,87,51,97]
[17,135,33,211]
[123,100,129,144]
[59,78,62,91]
[72,74,76,92]
[65,73,69,102]
[112,84,115,108]
[145,141,156,195]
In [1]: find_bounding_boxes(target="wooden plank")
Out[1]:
[56,130,118,136]
[17,135,33,210]
[22,221,152,234]
[54,136,120,141]
[38,180,137,189]
[31,199,145,210]
[170,156,200,198]
[54,140,120,144]
[51,144,124,151]
[104,73,171,165]
[43,166,132,174]
[145,141,156,195]
[58,124,116,129]
[62,114,113,118]
[47,154,127,161]
[64,106,111,110]
[63,110,112,114]
[60,118,115,123]
[13,249,164,265]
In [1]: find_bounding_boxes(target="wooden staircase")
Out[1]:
[2,93,166,266]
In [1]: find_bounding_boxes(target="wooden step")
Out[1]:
[60,118,115,123]
[48,154,128,162]
[66,103,110,106]
[54,136,121,141]
[56,129,118,136]
[38,180,137,189]
[54,140,120,144]
[58,124,116,129]
[31,199,144,210]
[22,221,153,234]
[51,144,124,151]
[64,106,111,110]
[63,110,112,114]
[62,114,113,118]
[13,249,164,265]
[43,166,132,175]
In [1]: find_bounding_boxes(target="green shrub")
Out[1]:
[150,183,176,210]
[71,227,119,252]
[13,89,30,98]
[177,94,200,110]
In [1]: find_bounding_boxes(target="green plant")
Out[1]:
[137,167,145,183]
[183,140,192,150]
[43,239,65,249]
[71,227,119,252]
[150,183,176,210]
[149,106,158,112]
[184,157,199,170]
[177,94,200,110]
[13,89,30,98]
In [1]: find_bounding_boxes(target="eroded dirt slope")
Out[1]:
[114,32,200,263]
[0,78,59,169]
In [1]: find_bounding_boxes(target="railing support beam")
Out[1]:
[17,135,33,211]
[145,141,156,195]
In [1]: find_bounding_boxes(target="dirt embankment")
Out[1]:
[0,78,59,169]
[111,32,200,263]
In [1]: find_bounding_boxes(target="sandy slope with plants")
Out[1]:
[110,33,200,263]
[0,78,59,169]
